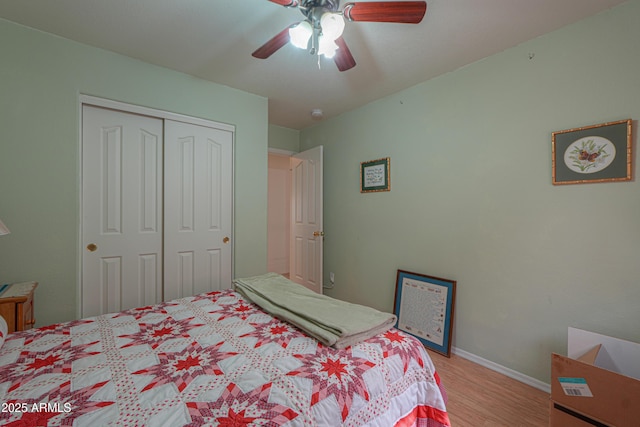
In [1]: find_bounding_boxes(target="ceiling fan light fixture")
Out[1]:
[255,0,427,72]
[320,12,345,40]
[289,20,312,49]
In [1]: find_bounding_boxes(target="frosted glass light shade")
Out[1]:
[289,21,312,49]
[318,35,339,58]
[0,218,10,236]
[320,13,345,40]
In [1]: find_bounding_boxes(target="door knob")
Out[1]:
[313,231,324,237]
[223,237,230,244]
[87,243,98,252]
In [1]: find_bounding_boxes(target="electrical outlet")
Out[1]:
[329,272,335,284]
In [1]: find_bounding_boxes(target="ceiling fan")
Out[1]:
[252,0,427,71]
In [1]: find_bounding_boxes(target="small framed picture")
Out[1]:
[360,157,390,193]
[393,270,456,357]
[552,119,632,185]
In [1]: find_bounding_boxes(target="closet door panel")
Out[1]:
[82,105,164,317]
[164,120,233,300]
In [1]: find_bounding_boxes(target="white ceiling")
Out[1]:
[0,0,627,129]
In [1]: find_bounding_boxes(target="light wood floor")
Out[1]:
[427,350,550,427]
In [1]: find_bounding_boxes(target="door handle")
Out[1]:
[313,231,324,237]
[223,237,230,244]
[87,243,98,252]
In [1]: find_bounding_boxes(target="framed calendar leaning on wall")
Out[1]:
[393,270,456,357]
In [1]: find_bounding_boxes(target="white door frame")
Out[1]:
[78,95,235,317]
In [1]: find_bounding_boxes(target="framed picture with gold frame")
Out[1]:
[552,119,632,185]
[360,157,390,193]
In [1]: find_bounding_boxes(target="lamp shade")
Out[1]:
[289,21,312,49]
[0,218,10,236]
[320,12,345,40]
[318,35,339,58]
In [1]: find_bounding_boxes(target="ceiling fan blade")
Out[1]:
[268,0,298,6]
[334,37,356,72]
[343,1,427,24]
[252,27,292,59]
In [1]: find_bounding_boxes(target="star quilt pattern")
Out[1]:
[0,290,449,426]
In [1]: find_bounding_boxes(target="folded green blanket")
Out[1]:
[233,272,397,349]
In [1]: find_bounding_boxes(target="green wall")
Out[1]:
[0,19,269,326]
[301,0,640,383]
[268,124,300,152]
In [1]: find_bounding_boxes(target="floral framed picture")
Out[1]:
[360,157,390,193]
[552,119,632,185]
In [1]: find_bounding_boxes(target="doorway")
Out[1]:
[267,152,291,277]
[267,146,323,293]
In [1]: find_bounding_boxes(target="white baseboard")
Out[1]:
[452,347,551,393]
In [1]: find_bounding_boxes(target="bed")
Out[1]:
[0,274,450,426]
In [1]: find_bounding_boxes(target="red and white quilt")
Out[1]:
[0,290,449,426]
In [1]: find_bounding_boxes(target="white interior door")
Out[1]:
[290,146,323,293]
[163,120,233,300]
[82,105,163,317]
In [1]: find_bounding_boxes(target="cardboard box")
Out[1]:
[550,400,602,427]
[550,328,640,427]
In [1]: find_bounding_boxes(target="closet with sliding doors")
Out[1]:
[80,97,233,317]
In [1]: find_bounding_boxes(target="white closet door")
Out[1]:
[82,105,163,317]
[163,120,233,300]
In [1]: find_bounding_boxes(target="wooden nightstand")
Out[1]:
[0,281,37,333]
